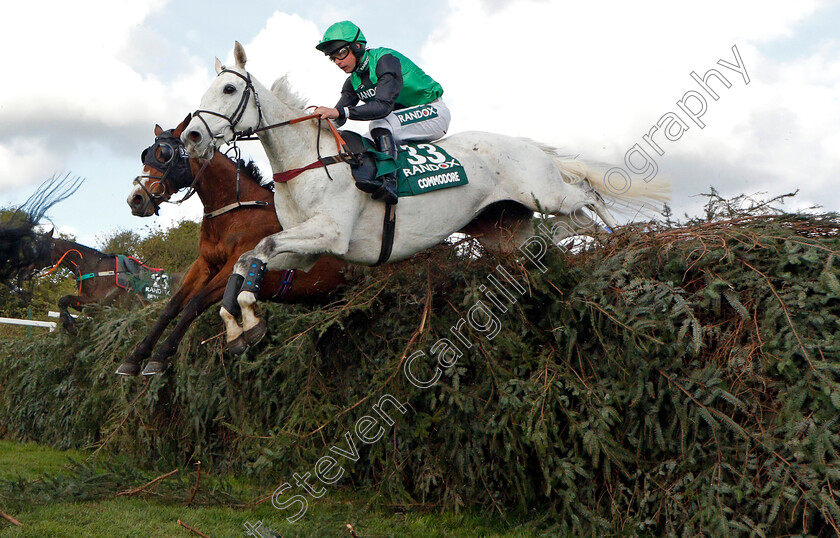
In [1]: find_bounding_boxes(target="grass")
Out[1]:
[0,441,85,482]
[0,441,550,537]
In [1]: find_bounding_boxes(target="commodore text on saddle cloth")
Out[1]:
[604,44,750,194]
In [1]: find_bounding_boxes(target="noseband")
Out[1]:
[192,68,264,141]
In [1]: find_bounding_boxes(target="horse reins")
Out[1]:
[190,67,353,184]
[41,248,104,295]
[189,67,394,264]
[203,145,271,219]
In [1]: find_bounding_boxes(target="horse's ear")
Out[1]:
[173,114,192,137]
[47,228,54,238]
[234,41,247,68]
[215,57,223,74]
[154,124,163,136]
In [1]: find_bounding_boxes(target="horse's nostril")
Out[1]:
[188,130,202,143]
[131,195,143,208]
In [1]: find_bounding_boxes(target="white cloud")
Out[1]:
[0,0,207,195]
[422,0,838,214]
[229,12,350,108]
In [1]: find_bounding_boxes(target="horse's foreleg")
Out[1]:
[233,217,350,346]
[141,271,229,376]
[57,294,90,333]
[117,259,213,376]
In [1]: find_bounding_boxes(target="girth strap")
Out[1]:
[374,203,396,266]
[272,269,296,298]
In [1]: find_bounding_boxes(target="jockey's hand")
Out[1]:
[313,107,339,120]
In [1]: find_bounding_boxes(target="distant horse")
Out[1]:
[28,233,168,331]
[119,115,350,376]
[181,42,670,350]
[0,175,139,331]
[0,176,166,332]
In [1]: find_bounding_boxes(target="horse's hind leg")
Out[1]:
[57,294,86,334]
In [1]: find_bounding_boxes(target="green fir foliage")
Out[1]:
[2,201,840,535]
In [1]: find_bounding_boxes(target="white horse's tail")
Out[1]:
[531,140,671,221]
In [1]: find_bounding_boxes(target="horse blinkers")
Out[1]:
[133,133,194,215]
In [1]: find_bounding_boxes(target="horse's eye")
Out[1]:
[158,145,173,162]
[223,84,236,94]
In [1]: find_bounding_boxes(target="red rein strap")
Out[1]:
[272,114,348,183]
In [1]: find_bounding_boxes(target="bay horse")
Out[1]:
[181,42,669,350]
[34,233,162,332]
[119,115,350,376]
[2,229,165,333]
[0,175,147,329]
[0,174,83,291]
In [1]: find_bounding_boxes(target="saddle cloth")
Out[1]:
[341,132,469,197]
[115,255,170,300]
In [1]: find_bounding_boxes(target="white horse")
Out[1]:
[182,42,668,350]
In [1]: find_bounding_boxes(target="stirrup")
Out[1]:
[372,173,398,205]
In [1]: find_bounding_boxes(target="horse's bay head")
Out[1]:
[129,115,195,217]
[182,42,259,159]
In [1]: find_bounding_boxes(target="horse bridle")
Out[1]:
[192,68,264,141]
[189,67,353,184]
[136,127,272,219]
[134,131,197,216]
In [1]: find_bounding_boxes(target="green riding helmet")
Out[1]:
[315,21,367,57]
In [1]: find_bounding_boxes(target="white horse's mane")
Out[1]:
[270,75,309,113]
[269,75,336,134]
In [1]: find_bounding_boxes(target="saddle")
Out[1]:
[339,131,389,192]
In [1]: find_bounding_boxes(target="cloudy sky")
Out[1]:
[0,0,837,247]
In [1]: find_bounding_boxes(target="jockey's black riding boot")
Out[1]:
[371,128,398,205]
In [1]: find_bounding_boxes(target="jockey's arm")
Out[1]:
[332,78,359,126]
[337,54,404,124]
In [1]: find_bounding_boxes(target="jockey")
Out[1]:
[313,20,450,205]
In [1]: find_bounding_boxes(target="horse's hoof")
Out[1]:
[227,335,249,355]
[243,319,267,346]
[141,361,168,376]
[115,362,140,376]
